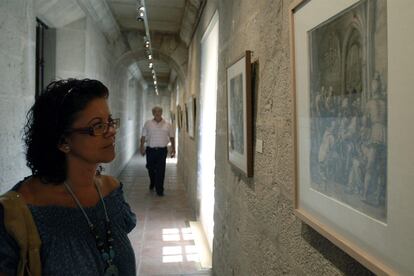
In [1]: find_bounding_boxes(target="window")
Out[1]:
[35,18,48,98]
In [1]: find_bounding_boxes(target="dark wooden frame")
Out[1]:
[176,104,182,130]
[186,96,196,139]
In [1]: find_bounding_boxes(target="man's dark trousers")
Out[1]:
[146,147,168,195]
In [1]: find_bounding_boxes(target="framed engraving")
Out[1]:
[290,0,414,274]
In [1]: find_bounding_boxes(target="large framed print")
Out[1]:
[290,0,414,274]
[226,51,253,177]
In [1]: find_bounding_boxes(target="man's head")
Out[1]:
[152,106,163,122]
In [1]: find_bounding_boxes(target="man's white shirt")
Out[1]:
[142,119,174,147]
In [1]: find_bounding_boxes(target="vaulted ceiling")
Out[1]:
[108,0,186,33]
[108,0,205,88]
[35,0,205,88]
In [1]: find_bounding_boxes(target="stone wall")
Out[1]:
[177,37,200,214]
[182,0,374,275]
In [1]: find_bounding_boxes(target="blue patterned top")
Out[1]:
[0,180,137,276]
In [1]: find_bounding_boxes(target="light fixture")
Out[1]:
[136,5,144,21]
[138,0,159,95]
[139,6,145,16]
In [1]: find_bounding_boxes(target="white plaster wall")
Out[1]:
[0,0,35,192]
[54,18,86,79]
[79,16,143,177]
[42,10,143,177]
[0,0,145,191]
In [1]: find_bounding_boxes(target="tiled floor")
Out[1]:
[118,154,212,276]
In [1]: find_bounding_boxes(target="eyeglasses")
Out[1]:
[65,118,120,136]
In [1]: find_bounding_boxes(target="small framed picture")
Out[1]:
[226,50,253,177]
[186,96,196,139]
[176,104,182,129]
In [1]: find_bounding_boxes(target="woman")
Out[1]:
[0,79,136,275]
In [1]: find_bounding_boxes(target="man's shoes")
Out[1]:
[149,184,154,191]
[157,192,164,197]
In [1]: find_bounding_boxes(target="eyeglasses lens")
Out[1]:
[92,119,120,136]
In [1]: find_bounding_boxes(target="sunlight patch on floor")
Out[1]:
[161,227,200,264]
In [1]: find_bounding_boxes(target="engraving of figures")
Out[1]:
[229,73,244,154]
[362,73,387,205]
[309,0,387,221]
[318,120,337,191]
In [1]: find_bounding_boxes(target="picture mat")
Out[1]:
[308,0,387,221]
[294,0,414,274]
[227,56,248,173]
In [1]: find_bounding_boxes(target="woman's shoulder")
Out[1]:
[10,177,37,204]
[12,176,121,206]
[97,175,121,197]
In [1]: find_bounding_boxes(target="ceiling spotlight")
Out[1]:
[137,6,145,17]
[136,5,145,21]
[138,0,157,96]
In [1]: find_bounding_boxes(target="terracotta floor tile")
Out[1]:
[119,154,210,276]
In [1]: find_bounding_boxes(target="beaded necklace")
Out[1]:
[64,179,119,276]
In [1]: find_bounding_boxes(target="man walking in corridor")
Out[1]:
[140,106,175,196]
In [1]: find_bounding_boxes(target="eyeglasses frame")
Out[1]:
[64,118,120,136]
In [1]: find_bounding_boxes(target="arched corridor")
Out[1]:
[1,0,414,275]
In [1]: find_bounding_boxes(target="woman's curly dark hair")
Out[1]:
[24,78,109,184]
